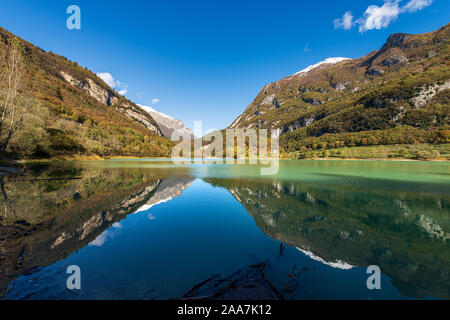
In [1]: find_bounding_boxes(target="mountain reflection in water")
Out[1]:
[0,160,448,299]
[0,164,193,297]
[205,177,449,299]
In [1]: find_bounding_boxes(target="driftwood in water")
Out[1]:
[181,262,285,300]
[183,274,219,298]
[212,279,237,298]
[255,263,285,300]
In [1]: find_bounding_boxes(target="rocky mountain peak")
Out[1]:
[384,33,410,50]
[138,105,193,139]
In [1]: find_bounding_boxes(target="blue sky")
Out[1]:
[0,0,448,132]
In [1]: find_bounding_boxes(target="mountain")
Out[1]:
[0,27,174,159]
[229,24,450,159]
[138,104,193,139]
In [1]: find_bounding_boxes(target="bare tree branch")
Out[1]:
[0,37,28,155]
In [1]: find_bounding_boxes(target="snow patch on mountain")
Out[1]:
[295,57,351,75]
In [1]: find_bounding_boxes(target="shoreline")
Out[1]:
[2,144,448,164]
[291,157,449,162]
[1,156,448,165]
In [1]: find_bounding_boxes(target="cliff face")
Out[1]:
[229,24,450,155]
[59,71,162,135]
[0,27,173,159]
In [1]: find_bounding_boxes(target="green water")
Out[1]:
[0,160,449,299]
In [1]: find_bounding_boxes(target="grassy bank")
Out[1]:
[283,144,450,160]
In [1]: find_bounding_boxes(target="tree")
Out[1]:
[0,37,30,155]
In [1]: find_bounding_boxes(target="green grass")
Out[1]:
[283,143,450,160]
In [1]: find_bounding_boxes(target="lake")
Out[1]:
[0,160,449,299]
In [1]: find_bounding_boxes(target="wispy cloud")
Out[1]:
[152,98,160,104]
[96,72,128,95]
[401,0,433,12]
[334,0,433,33]
[334,11,354,30]
[136,92,144,100]
[304,43,311,52]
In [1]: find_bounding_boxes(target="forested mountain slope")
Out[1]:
[229,24,450,158]
[0,27,174,159]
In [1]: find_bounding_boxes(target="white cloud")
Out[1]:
[357,0,400,33]
[401,0,433,13]
[97,72,120,87]
[88,223,121,247]
[152,98,160,104]
[88,230,110,247]
[334,0,433,33]
[96,72,128,96]
[334,11,354,30]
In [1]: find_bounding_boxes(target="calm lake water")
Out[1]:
[0,160,449,299]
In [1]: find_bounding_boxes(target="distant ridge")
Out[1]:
[138,104,193,139]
